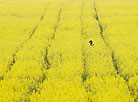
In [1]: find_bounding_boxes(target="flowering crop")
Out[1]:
[0,0,137,101]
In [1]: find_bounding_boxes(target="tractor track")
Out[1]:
[93,0,130,90]
[7,3,64,101]
[29,16,44,39]
[8,14,45,71]
[43,2,63,71]
[0,9,47,82]
[80,0,89,83]
[52,4,62,39]
[27,3,63,96]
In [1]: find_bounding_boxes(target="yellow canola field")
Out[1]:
[0,0,138,102]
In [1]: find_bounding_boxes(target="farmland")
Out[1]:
[0,0,138,102]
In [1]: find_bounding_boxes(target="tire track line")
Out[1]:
[9,10,46,70]
[93,0,130,89]
[0,9,47,82]
[52,4,62,40]
[14,3,63,101]
[8,17,44,69]
[43,2,63,71]
[30,3,63,93]
[80,0,89,83]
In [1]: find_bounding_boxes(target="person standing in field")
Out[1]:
[89,40,94,46]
